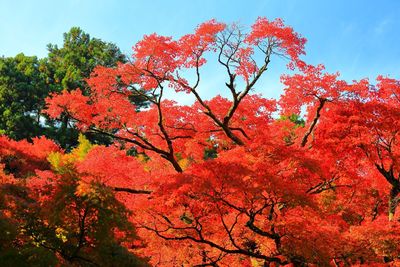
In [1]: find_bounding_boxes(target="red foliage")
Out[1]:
[3,17,399,266]
[0,135,60,179]
[246,17,306,63]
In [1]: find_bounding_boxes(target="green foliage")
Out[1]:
[279,113,305,127]
[278,114,306,145]
[0,54,50,140]
[45,27,126,92]
[0,27,128,149]
[204,147,218,160]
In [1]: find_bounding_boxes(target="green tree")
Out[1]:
[0,53,49,140]
[45,27,126,91]
[0,27,128,148]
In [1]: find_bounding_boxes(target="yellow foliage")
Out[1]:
[143,165,151,172]
[251,258,263,266]
[71,134,94,161]
[137,153,152,172]
[47,134,95,172]
[55,227,68,243]
[137,154,147,163]
[75,180,92,197]
[47,151,63,172]
[178,158,190,171]
[75,180,106,201]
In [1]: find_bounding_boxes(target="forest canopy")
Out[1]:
[1,18,400,266]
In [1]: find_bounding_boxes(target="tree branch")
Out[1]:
[114,187,152,195]
[300,98,326,147]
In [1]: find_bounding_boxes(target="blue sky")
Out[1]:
[1,0,399,102]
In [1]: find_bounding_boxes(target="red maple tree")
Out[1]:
[1,17,400,266]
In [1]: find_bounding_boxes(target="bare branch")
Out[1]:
[114,187,152,195]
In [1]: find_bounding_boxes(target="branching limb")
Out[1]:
[300,98,326,147]
[114,187,152,195]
